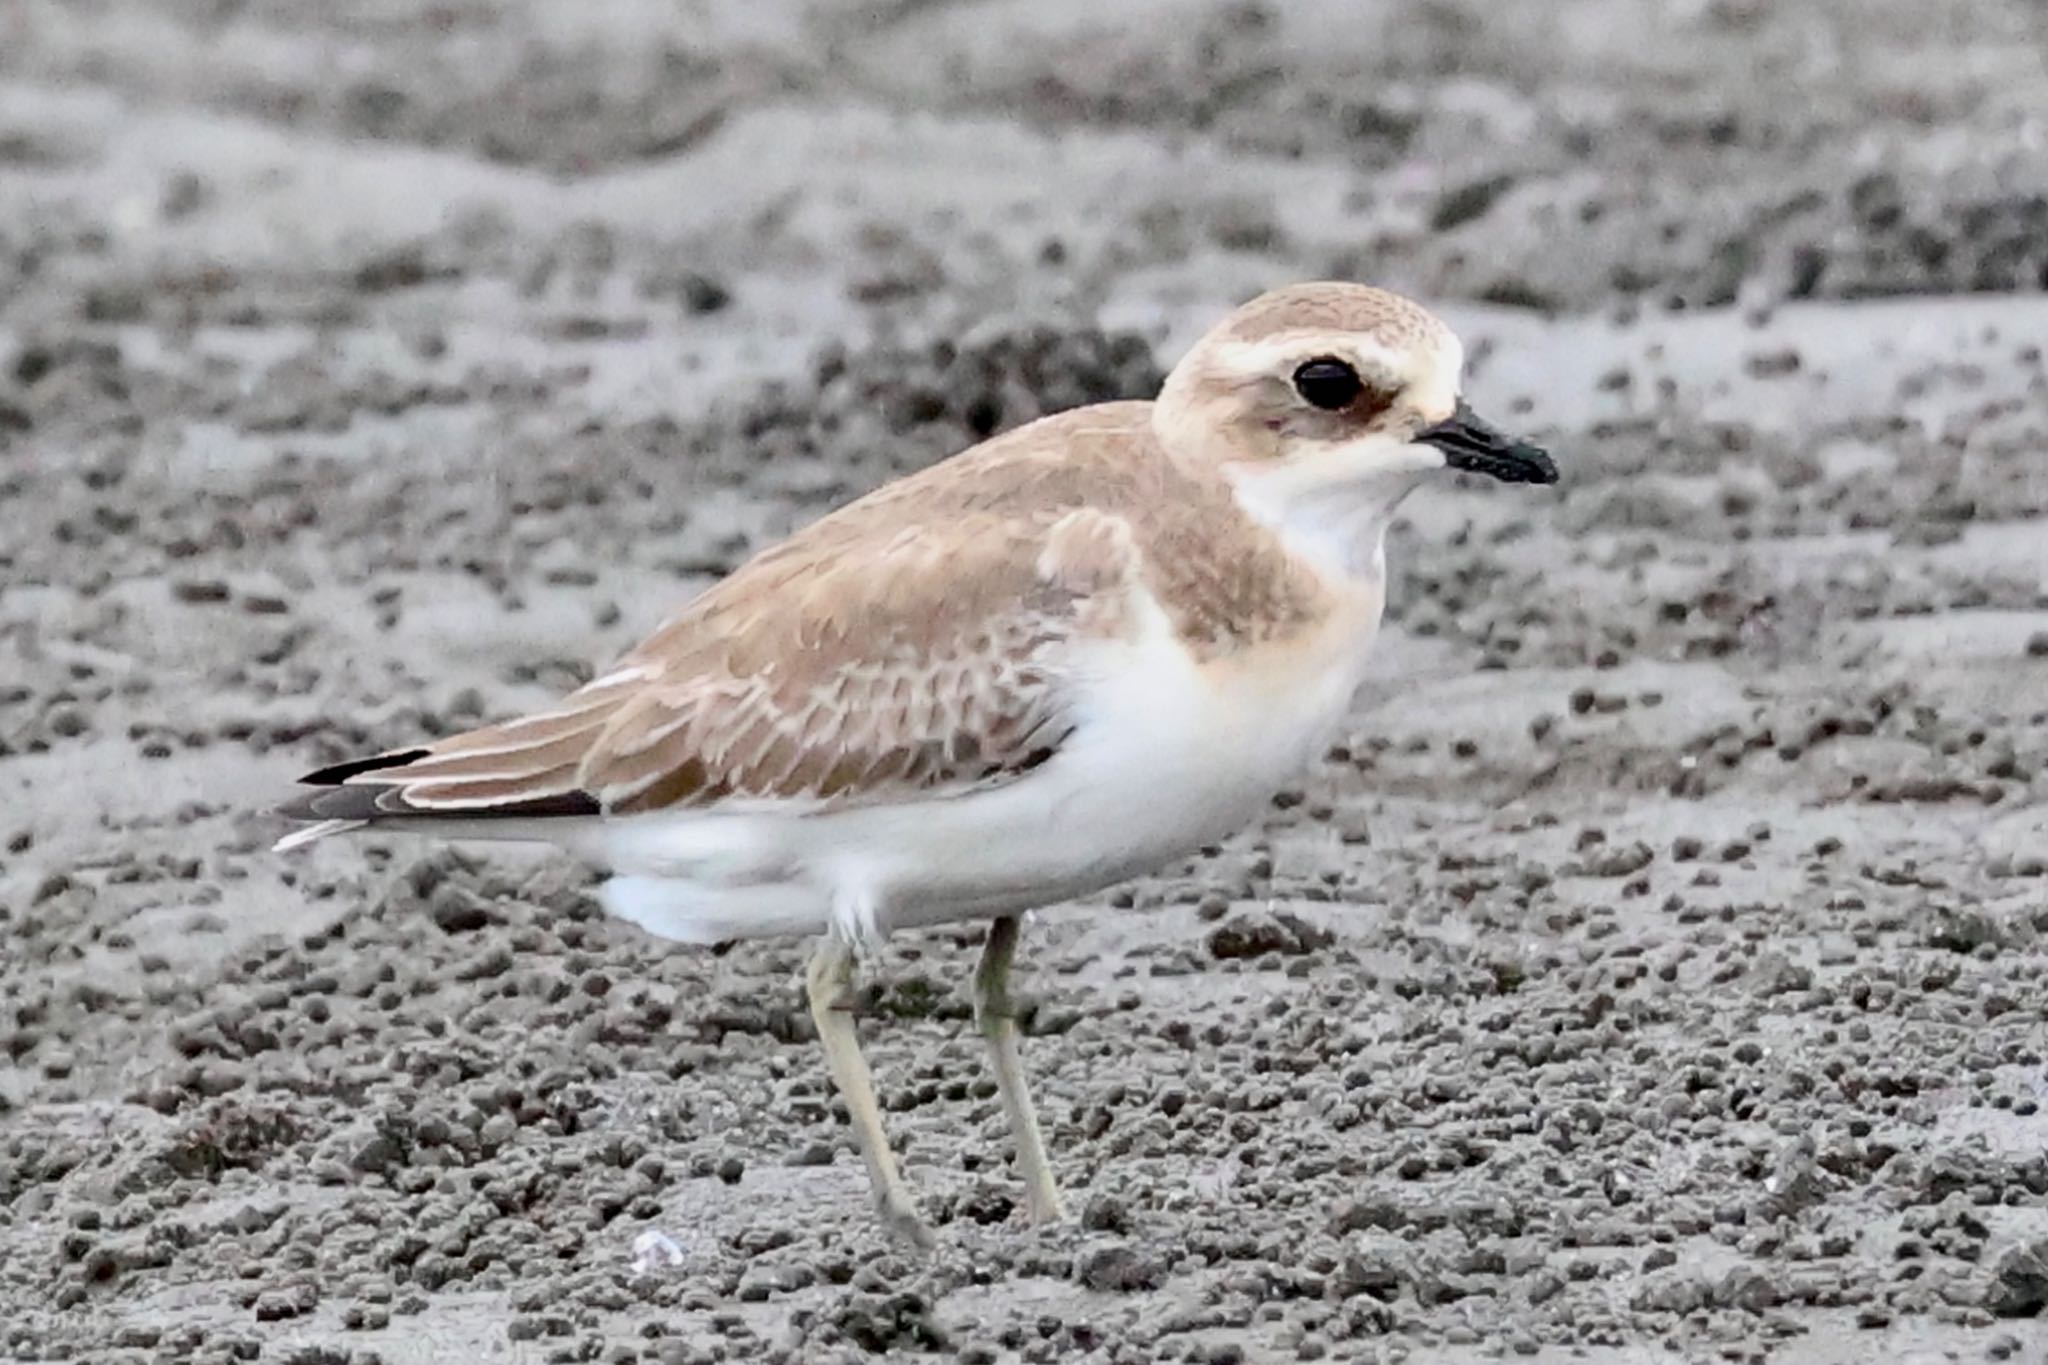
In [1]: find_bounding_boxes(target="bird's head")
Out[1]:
[1155,283,1555,562]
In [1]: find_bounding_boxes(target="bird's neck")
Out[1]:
[1223,461,1425,585]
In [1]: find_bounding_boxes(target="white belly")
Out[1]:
[593,590,1383,946]
[877,620,1371,919]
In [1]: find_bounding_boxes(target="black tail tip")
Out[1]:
[298,748,432,786]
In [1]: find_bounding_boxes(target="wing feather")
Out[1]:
[284,500,1145,827]
[584,507,1136,814]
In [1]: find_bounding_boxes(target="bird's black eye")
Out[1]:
[1292,357,1363,411]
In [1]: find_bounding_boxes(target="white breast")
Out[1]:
[818,568,1383,926]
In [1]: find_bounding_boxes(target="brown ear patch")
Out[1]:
[1347,380,1400,422]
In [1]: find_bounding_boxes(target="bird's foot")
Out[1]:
[1025,1193,1066,1227]
[876,1190,938,1251]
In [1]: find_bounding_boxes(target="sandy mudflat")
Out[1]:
[3,1,2047,1362]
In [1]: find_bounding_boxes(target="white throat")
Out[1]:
[1226,460,1430,583]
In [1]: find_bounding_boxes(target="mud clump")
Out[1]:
[1205,909,1334,960]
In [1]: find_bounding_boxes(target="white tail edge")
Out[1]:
[272,819,367,853]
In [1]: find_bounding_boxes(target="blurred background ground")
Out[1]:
[2,1,2047,1362]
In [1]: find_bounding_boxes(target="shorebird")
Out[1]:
[274,282,1555,1245]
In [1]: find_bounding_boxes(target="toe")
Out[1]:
[876,1193,937,1250]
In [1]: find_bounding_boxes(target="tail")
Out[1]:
[269,666,659,852]
[272,818,367,853]
[272,744,602,852]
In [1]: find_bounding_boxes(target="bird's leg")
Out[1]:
[973,914,1066,1224]
[804,937,935,1248]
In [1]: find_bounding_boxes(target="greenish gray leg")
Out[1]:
[805,938,935,1248]
[973,914,1066,1224]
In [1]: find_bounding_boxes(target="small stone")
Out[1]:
[1582,841,1654,878]
[1080,1194,1130,1234]
[1983,1236,2048,1317]
[1715,1264,1778,1311]
[172,578,231,604]
[253,1281,317,1321]
[788,1142,834,1167]
[1631,1268,1707,1314]
[478,1113,517,1151]
[1077,1244,1164,1293]
[1206,910,1332,961]
[1333,1240,1407,1301]
[678,273,731,314]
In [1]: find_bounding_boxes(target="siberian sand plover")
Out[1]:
[274,282,1556,1245]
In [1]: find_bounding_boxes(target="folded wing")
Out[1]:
[278,504,1144,828]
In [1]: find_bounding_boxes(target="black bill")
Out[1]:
[1417,400,1558,485]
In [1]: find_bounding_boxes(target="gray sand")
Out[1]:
[2,1,2046,1362]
